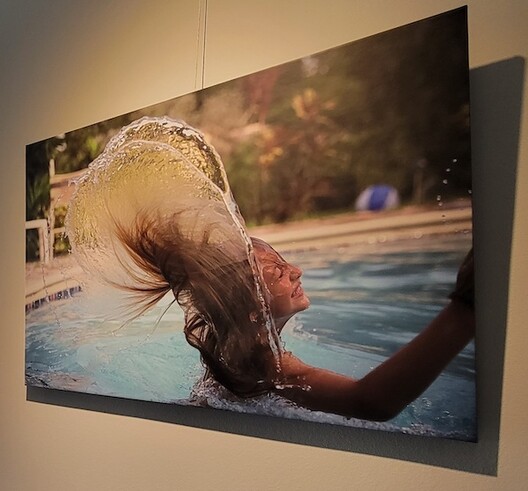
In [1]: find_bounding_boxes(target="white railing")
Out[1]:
[26,165,84,264]
[25,220,66,264]
[25,219,51,264]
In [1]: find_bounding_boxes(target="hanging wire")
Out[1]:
[195,0,208,90]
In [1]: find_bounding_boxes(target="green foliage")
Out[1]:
[225,140,262,224]
[26,172,50,221]
[27,9,471,233]
[222,9,471,222]
[53,114,134,174]
[25,229,39,263]
[52,205,70,256]
[26,140,51,261]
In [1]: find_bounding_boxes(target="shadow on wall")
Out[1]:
[27,57,524,476]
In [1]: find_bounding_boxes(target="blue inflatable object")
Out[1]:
[355,185,400,211]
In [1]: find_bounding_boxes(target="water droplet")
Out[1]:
[442,179,448,184]
[468,189,472,195]
[446,168,451,173]
[436,195,442,201]
[452,158,458,163]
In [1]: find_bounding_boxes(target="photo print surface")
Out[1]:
[25,7,476,440]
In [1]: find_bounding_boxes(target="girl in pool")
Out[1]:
[108,208,474,422]
[68,117,475,422]
[251,237,474,421]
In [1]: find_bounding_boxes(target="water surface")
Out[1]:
[26,233,476,440]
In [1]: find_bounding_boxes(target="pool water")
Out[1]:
[25,233,476,440]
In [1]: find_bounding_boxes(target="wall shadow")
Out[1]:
[27,57,524,475]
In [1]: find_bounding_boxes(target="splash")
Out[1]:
[66,117,283,387]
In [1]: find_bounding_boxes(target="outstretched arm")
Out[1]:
[275,300,474,421]
[274,250,476,421]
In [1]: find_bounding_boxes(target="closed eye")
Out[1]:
[262,261,287,281]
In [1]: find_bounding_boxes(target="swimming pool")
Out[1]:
[25,233,476,440]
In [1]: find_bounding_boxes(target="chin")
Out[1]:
[295,296,310,313]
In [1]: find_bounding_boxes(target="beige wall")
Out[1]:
[1,0,527,489]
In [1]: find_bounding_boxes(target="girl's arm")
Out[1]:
[274,300,475,421]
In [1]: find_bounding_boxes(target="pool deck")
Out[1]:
[25,256,84,309]
[25,204,472,307]
[250,204,472,252]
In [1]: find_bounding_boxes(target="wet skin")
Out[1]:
[252,241,310,330]
[250,238,475,421]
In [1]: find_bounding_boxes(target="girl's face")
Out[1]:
[252,239,310,322]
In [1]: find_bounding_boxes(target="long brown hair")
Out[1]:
[110,208,280,397]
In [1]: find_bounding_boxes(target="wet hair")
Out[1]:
[110,209,280,397]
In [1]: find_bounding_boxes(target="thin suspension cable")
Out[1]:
[195,0,208,90]
[201,0,208,89]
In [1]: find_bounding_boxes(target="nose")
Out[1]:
[289,264,302,280]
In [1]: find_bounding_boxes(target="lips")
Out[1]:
[291,283,303,298]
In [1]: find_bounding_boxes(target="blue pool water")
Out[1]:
[25,233,476,440]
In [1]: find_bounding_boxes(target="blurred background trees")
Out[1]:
[26,8,470,259]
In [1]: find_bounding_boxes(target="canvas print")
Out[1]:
[25,8,476,440]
